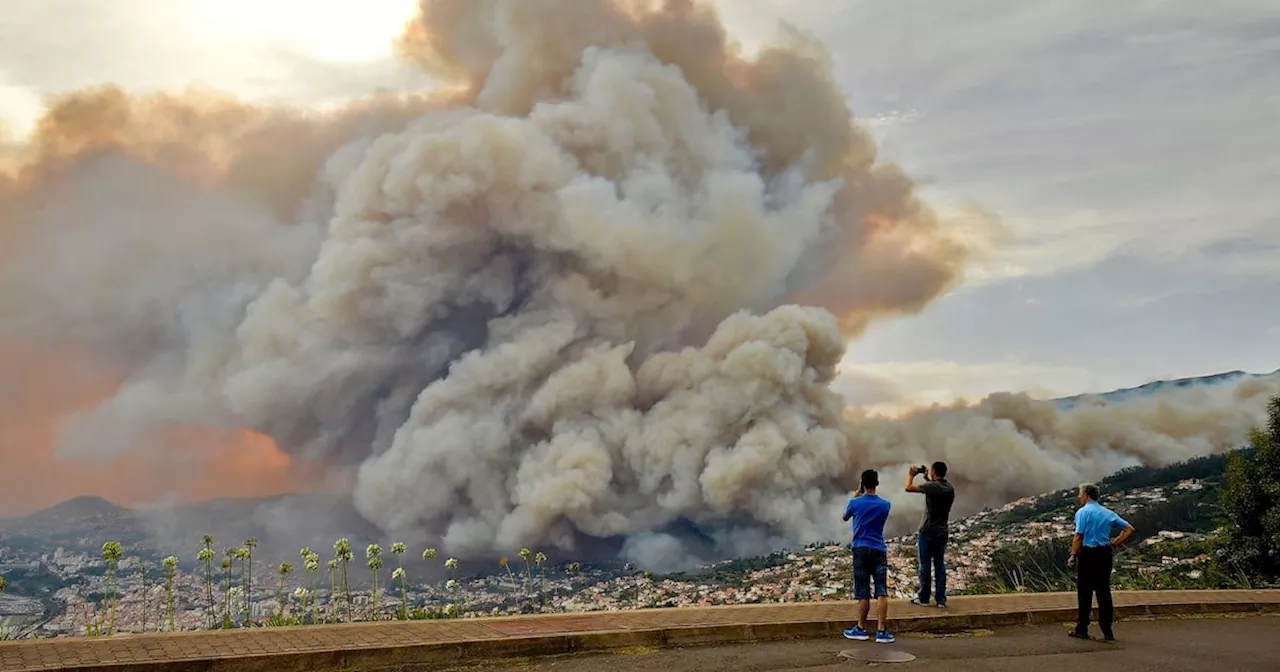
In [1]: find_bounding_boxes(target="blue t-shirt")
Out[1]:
[1074,500,1130,548]
[845,494,891,552]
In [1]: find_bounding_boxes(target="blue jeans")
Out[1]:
[916,529,948,605]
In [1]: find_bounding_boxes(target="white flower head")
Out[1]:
[422,548,438,561]
[392,568,406,581]
[391,542,406,555]
[293,587,310,599]
[444,558,458,569]
[446,579,458,590]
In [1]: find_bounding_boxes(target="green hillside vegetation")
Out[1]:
[972,396,1280,593]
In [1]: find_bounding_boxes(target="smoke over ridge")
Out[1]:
[1,0,1275,568]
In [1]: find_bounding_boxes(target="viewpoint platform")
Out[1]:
[1,590,1276,671]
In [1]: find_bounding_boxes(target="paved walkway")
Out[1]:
[463,615,1280,671]
[1,590,1276,672]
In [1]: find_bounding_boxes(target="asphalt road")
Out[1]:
[460,614,1279,671]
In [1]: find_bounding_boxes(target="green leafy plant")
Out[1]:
[100,541,123,636]
[1218,395,1280,583]
[162,556,179,631]
[390,542,408,619]
[276,563,294,618]
[334,539,353,622]
[242,539,258,623]
[367,544,383,620]
[198,535,216,628]
[300,548,321,624]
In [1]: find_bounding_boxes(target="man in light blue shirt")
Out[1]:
[1067,483,1135,641]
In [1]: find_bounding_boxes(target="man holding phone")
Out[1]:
[906,461,955,608]
[842,469,894,644]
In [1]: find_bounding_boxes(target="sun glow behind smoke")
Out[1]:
[0,340,302,516]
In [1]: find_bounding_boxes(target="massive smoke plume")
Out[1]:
[1,0,1275,568]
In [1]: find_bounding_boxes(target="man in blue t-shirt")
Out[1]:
[1067,482,1135,641]
[841,469,894,643]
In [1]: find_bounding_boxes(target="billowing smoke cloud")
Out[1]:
[0,0,1274,568]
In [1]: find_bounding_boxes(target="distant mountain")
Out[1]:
[1053,368,1277,410]
[12,495,125,525]
[0,492,380,565]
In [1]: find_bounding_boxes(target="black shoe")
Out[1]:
[1102,633,1115,642]
[1068,630,1090,640]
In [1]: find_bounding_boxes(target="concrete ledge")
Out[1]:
[2,591,1277,672]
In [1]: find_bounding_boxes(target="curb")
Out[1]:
[24,598,1279,672]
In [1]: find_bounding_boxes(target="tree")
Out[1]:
[100,541,123,636]
[1219,395,1280,582]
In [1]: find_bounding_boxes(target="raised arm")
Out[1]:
[842,493,861,522]
[905,466,922,492]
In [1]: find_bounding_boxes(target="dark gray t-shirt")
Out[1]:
[917,479,955,532]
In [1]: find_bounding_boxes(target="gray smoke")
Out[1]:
[1,0,1274,570]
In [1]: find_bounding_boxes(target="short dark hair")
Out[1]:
[1080,483,1100,501]
[860,469,879,491]
[931,461,948,479]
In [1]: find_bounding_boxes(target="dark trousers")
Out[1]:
[1075,546,1114,635]
[916,529,948,605]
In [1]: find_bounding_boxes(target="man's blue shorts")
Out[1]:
[852,546,889,600]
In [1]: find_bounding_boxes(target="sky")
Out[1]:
[2,0,1277,411]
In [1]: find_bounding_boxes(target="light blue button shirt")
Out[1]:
[1074,501,1130,548]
